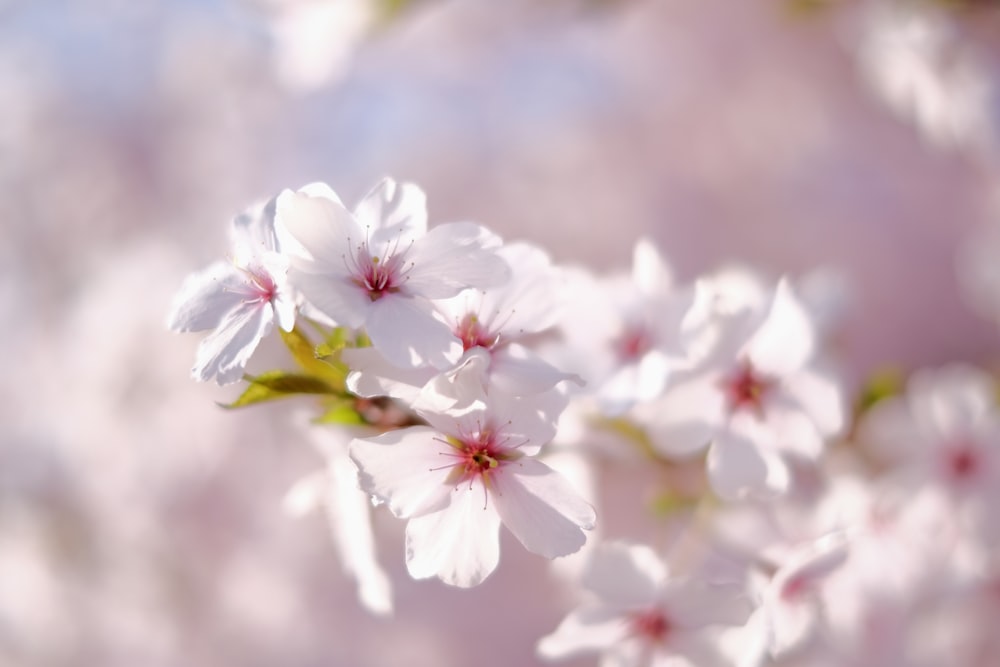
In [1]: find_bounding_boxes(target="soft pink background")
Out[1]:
[3,1,1000,665]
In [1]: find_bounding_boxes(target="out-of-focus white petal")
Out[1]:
[327,445,393,616]
[537,607,630,660]
[582,542,665,607]
[744,279,815,377]
[638,374,726,458]
[632,237,674,299]
[349,427,455,519]
[781,367,845,439]
[760,398,825,459]
[662,580,752,630]
[282,471,327,518]
[908,364,996,437]
[405,487,502,587]
[707,431,787,500]
[230,198,279,261]
[763,534,848,657]
[492,458,595,559]
[490,344,582,396]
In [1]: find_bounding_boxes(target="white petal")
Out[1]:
[326,446,394,615]
[342,346,434,405]
[192,299,273,384]
[537,607,630,660]
[405,486,502,587]
[662,580,752,629]
[460,389,568,456]
[349,427,456,519]
[780,367,845,438]
[230,197,279,261]
[744,279,816,377]
[490,344,581,396]
[167,261,249,332]
[353,178,428,245]
[366,296,462,368]
[412,348,491,413]
[492,458,596,559]
[287,269,368,329]
[759,396,826,459]
[404,222,511,298]
[478,242,564,335]
[636,374,726,458]
[909,364,997,437]
[582,542,666,607]
[632,237,674,298]
[271,289,297,333]
[274,184,354,263]
[707,431,787,500]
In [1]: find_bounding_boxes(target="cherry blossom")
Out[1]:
[349,391,596,587]
[275,178,510,369]
[434,241,579,396]
[538,542,751,667]
[340,242,579,408]
[552,239,710,414]
[167,198,295,384]
[635,278,845,499]
[857,364,1000,542]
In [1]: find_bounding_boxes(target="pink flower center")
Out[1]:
[628,608,671,643]
[721,359,774,416]
[943,441,980,483]
[346,236,412,301]
[246,266,277,303]
[780,573,810,602]
[456,313,498,351]
[615,325,653,362]
[440,428,515,489]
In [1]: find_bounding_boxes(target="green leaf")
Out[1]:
[314,400,367,426]
[856,367,904,414]
[280,326,348,389]
[223,371,337,409]
[315,327,352,359]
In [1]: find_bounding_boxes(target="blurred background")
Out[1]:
[4,0,1000,665]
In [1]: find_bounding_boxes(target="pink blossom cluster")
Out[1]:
[169,172,1000,666]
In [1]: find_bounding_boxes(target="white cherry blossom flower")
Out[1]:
[349,391,596,588]
[341,242,579,408]
[553,239,710,414]
[275,178,510,369]
[435,241,579,396]
[538,542,751,667]
[636,278,844,499]
[857,364,1000,542]
[167,198,295,384]
[854,3,998,156]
